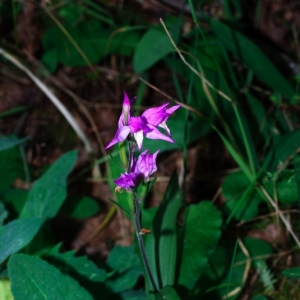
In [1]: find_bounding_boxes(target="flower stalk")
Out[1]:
[132,190,158,292]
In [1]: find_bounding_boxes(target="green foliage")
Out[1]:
[222,171,262,221]
[8,254,94,300]
[20,150,78,219]
[0,218,44,264]
[41,243,106,282]
[105,245,143,293]
[133,29,173,73]
[282,267,300,279]
[178,201,222,290]
[210,19,294,99]
[60,196,100,219]
[254,260,276,293]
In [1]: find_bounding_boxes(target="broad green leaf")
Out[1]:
[210,19,294,98]
[42,21,138,71]
[0,136,29,152]
[0,218,44,264]
[155,286,181,300]
[282,267,300,279]
[178,201,222,289]
[8,254,93,300]
[222,171,262,220]
[264,129,300,171]
[152,173,181,288]
[59,196,99,219]
[0,279,13,300]
[41,243,106,282]
[243,237,273,258]
[133,29,173,73]
[21,150,78,219]
[263,170,297,204]
[106,245,143,293]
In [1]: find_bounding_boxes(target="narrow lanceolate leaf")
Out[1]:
[282,267,300,279]
[178,201,222,290]
[152,172,181,288]
[8,254,93,300]
[0,136,29,152]
[21,150,78,219]
[0,218,44,264]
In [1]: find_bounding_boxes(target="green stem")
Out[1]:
[132,191,157,292]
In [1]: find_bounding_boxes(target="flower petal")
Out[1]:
[145,125,175,143]
[142,103,169,126]
[166,104,180,115]
[134,130,144,150]
[105,126,130,149]
[118,92,131,127]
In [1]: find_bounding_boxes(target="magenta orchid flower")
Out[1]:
[114,172,138,191]
[105,93,180,150]
[114,149,159,190]
[133,149,159,182]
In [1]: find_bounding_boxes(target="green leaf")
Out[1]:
[178,201,222,290]
[282,267,300,279]
[0,136,29,152]
[0,218,44,264]
[210,19,294,98]
[106,245,143,293]
[264,129,300,171]
[152,172,181,288]
[108,157,133,215]
[21,150,78,219]
[222,171,262,220]
[133,29,173,73]
[156,286,181,300]
[8,254,94,300]
[42,21,138,70]
[41,243,106,282]
[60,196,100,219]
[263,170,298,204]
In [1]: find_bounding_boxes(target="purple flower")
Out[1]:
[142,103,181,136]
[133,149,159,182]
[114,172,138,191]
[114,149,159,190]
[105,94,180,150]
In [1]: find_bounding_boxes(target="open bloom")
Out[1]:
[105,93,180,150]
[114,149,159,190]
[114,172,137,191]
[133,149,159,182]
